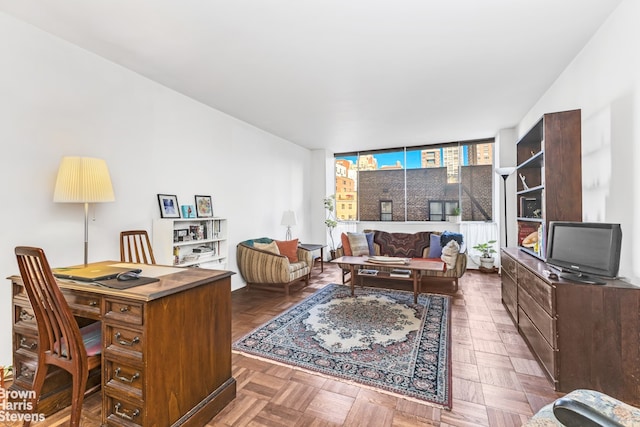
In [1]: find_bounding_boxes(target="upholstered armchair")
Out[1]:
[237,238,313,295]
[524,389,640,426]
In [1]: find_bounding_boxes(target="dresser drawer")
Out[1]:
[519,307,557,384]
[517,265,554,316]
[105,324,144,361]
[105,393,144,427]
[104,298,143,326]
[518,286,556,347]
[501,253,517,280]
[105,359,144,399]
[501,276,517,322]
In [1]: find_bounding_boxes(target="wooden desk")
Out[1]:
[332,256,445,303]
[9,261,236,426]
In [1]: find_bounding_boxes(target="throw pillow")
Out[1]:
[348,232,370,256]
[365,232,376,255]
[341,232,352,256]
[254,241,280,255]
[440,231,464,248]
[428,234,443,258]
[441,240,460,269]
[275,239,299,262]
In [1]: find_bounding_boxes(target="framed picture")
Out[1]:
[158,194,181,218]
[181,205,196,218]
[195,195,213,218]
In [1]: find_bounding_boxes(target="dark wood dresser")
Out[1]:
[501,247,640,405]
[10,262,236,426]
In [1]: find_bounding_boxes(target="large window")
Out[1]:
[334,139,494,222]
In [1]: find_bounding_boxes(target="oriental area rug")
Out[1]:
[233,283,452,409]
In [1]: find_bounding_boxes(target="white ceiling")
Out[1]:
[0,0,622,153]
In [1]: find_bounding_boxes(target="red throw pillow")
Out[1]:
[275,239,299,262]
[341,233,352,256]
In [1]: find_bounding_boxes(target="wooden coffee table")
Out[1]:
[332,256,446,303]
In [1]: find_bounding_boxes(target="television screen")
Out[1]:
[546,222,622,282]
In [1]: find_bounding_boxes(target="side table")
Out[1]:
[298,243,327,273]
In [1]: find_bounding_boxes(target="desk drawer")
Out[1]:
[105,393,144,427]
[105,359,144,399]
[62,290,101,319]
[105,298,143,325]
[105,325,144,360]
[13,302,36,329]
[14,330,38,356]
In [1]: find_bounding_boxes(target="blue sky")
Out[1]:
[338,150,426,169]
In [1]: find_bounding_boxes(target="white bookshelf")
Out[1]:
[153,217,228,269]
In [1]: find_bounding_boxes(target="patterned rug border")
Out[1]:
[233,283,452,410]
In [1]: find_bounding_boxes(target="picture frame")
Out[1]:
[195,195,213,218]
[181,205,196,218]
[158,194,181,218]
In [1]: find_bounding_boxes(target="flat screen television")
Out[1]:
[546,221,622,285]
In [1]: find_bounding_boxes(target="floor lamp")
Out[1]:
[495,167,516,248]
[54,157,115,266]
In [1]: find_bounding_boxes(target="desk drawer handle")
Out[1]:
[20,366,34,380]
[19,337,37,350]
[114,403,140,421]
[114,332,140,347]
[114,368,140,383]
[19,310,34,321]
[119,306,130,313]
[89,300,98,307]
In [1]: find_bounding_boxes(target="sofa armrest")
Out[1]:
[236,244,291,283]
[553,397,625,427]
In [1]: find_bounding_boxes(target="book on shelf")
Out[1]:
[358,269,379,276]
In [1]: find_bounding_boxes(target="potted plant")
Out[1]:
[473,240,497,269]
[449,206,461,223]
[324,195,338,259]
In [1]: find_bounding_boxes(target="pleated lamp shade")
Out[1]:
[53,157,115,203]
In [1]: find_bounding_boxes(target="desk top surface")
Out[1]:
[11,260,234,302]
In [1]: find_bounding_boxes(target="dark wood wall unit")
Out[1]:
[501,247,640,405]
[516,109,582,259]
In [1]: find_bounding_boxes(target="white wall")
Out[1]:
[516,0,639,284]
[0,13,320,366]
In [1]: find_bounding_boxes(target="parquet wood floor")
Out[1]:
[13,263,562,426]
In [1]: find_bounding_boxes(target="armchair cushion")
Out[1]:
[254,241,280,254]
[275,239,299,262]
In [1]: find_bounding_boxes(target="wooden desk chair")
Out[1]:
[120,230,156,264]
[15,246,101,427]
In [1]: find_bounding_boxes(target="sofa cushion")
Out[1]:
[275,239,299,262]
[373,230,431,258]
[428,234,443,258]
[441,240,460,269]
[254,241,280,254]
[341,232,352,256]
[365,232,376,255]
[348,232,370,256]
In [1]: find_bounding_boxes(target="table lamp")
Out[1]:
[280,210,297,240]
[54,157,115,265]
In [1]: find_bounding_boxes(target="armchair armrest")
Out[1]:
[297,247,314,267]
[553,397,625,427]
